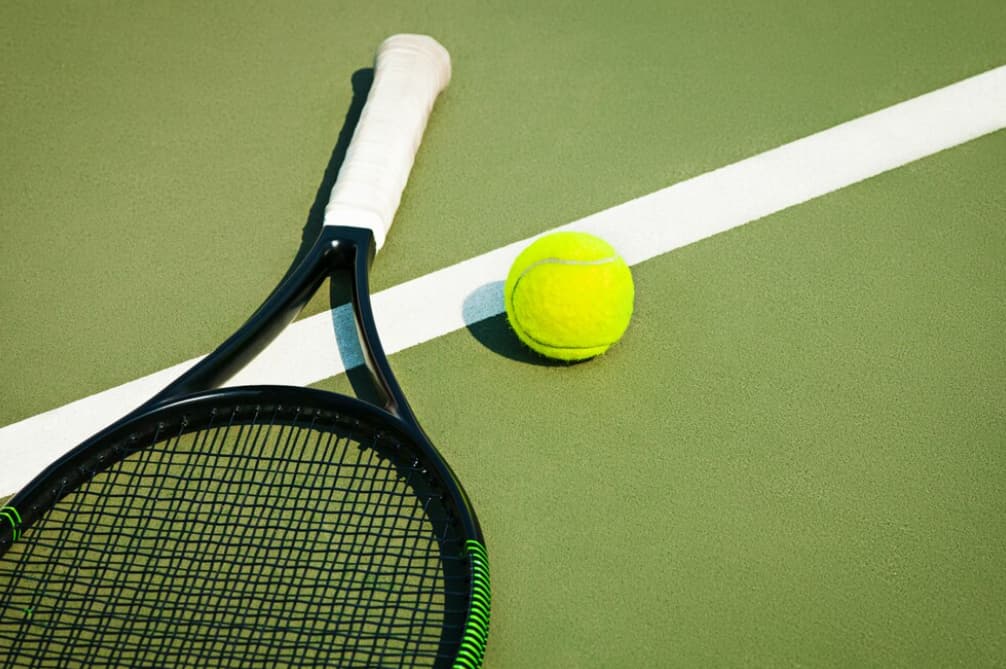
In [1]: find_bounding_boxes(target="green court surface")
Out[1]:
[2,2,1005,667]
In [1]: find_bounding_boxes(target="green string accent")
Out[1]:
[1,506,22,541]
[453,539,491,669]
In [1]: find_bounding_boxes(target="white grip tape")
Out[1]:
[322,34,451,250]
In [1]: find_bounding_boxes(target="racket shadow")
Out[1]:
[282,67,376,282]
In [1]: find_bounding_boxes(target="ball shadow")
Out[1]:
[461,282,574,367]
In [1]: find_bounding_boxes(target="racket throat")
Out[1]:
[141,226,420,431]
[340,228,424,428]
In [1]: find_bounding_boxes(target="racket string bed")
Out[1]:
[0,403,471,668]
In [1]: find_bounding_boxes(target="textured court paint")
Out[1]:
[325,134,1005,668]
[3,1,1005,427]
[1,2,1005,667]
[1,67,1003,495]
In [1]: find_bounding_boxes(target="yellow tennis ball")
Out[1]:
[504,231,634,361]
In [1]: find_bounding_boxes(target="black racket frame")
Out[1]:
[0,226,486,666]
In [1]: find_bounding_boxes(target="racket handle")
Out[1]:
[323,34,451,250]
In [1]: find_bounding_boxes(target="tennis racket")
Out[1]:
[0,34,489,669]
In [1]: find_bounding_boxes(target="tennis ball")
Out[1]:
[504,231,634,361]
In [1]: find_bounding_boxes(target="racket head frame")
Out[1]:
[0,226,488,668]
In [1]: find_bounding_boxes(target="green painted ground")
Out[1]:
[2,1,1005,667]
[340,132,1004,667]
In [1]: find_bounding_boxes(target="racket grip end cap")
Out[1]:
[379,34,452,90]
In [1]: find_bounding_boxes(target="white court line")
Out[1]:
[2,65,1005,497]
